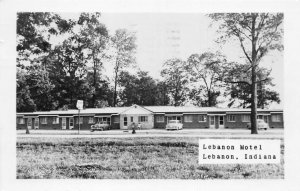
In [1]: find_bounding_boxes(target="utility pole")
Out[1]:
[76,100,83,134]
[78,109,81,134]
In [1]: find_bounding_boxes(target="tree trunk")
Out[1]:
[251,65,258,134]
[113,73,118,107]
[113,61,119,107]
[92,62,97,107]
[207,90,211,107]
[250,14,258,134]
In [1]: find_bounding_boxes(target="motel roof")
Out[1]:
[16,105,283,116]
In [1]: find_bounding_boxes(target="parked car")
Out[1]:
[247,119,269,130]
[91,121,111,132]
[166,120,183,130]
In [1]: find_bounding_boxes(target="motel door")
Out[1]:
[219,116,224,129]
[27,118,32,129]
[69,118,74,129]
[34,118,39,129]
[209,116,215,129]
[62,117,67,130]
[124,117,128,129]
[263,116,269,124]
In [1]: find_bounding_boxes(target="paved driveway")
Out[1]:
[17,129,284,139]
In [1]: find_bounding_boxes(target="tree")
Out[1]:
[78,13,109,107]
[118,71,139,106]
[224,63,280,108]
[135,71,158,105]
[25,64,55,111]
[17,68,36,112]
[111,29,137,106]
[46,34,89,109]
[17,12,74,65]
[209,13,283,134]
[17,12,53,61]
[155,81,170,106]
[186,52,226,107]
[118,71,158,106]
[161,58,190,106]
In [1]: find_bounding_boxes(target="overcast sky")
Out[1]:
[60,13,284,108]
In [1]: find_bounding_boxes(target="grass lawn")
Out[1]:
[17,137,284,179]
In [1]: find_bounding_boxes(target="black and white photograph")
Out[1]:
[15,11,284,179]
[1,0,300,190]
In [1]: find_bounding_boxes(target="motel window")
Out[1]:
[167,116,182,123]
[18,117,25,124]
[241,115,250,122]
[198,115,207,122]
[40,117,47,124]
[97,117,110,124]
[88,117,94,124]
[138,116,148,122]
[257,115,263,119]
[76,117,83,124]
[227,115,236,122]
[156,116,164,123]
[271,114,281,122]
[184,115,193,123]
[52,117,59,124]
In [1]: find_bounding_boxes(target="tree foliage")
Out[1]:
[119,71,168,106]
[186,52,227,107]
[224,63,280,108]
[161,58,190,106]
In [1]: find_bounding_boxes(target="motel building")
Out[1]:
[16,104,284,130]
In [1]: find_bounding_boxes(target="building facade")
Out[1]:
[16,105,284,130]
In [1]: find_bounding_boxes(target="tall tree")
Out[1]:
[111,29,137,106]
[186,52,226,107]
[161,58,189,106]
[17,12,74,134]
[47,34,89,109]
[78,13,109,107]
[209,13,283,134]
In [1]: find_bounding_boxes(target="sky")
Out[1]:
[60,12,284,108]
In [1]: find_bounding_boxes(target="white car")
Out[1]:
[247,119,269,130]
[91,121,111,132]
[166,120,183,130]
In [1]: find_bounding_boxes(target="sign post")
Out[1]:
[76,100,83,134]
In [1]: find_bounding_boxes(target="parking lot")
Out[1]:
[17,128,284,139]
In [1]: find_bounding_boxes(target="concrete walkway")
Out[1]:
[17,129,284,139]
